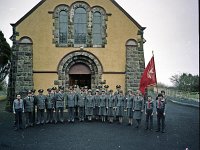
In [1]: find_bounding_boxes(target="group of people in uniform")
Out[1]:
[12,85,167,133]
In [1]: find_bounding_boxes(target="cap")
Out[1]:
[101,89,105,92]
[74,85,77,88]
[96,89,99,92]
[28,90,32,94]
[52,87,57,90]
[116,85,121,88]
[109,89,113,93]
[84,86,88,89]
[47,88,52,92]
[88,89,92,92]
[31,89,36,93]
[59,86,64,90]
[128,89,132,92]
[104,85,109,89]
[38,89,44,93]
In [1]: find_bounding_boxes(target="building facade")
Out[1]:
[8,0,146,100]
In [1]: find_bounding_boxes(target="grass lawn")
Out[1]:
[0,95,7,101]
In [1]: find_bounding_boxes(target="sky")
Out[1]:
[0,0,199,86]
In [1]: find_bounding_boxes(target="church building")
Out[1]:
[8,0,146,99]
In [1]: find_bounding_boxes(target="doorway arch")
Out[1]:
[57,50,103,89]
[69,63,91,88]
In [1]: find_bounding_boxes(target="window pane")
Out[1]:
[74,8,87,44]
[93,12,102,45]
[59,11,68,44]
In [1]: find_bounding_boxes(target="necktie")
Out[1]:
[158,100,161,108]
[148,101,150,109]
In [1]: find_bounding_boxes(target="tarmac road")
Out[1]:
[0,100,199,150]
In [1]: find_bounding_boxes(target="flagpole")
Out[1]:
[152,51,158,94]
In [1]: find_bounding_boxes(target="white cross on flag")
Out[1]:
[139,56,157,95]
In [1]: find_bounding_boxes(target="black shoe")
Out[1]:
[161,130,165,133]
[156,130,160,132]
[135,126,139,128]
[14,128,18,131]
[145,127,148,130]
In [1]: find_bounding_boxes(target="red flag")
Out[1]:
[139,56,157,95]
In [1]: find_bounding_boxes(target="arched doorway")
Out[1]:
[57,50,103,89]
[69,63,91,88]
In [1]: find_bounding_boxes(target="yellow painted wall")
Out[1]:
[102,74,125,92]
[33,73,58,94]
[15,0,141,90]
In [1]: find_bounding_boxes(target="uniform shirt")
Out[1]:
[66,92,76,107]
[36,94,47,110]
[156,99,166,113]
[99,94,107,107]
[108,94,115,108]
[85,95,94,108]
[133,96,144,111]
[77,93,85,107]
[116,95,125,107]
[24,96,34,112]
[126,94,134,108]
[13,99,24,113]
[55,92,65,108]
[46,93,54,109]
[144,100,154,112]
[94,94,100,107]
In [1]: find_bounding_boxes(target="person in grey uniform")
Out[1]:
[13,94,24,130]
[45,88,55,124]
[99,90,108,122]
[73,85,79,119]
[125,89,134,126]
[107,90,115,123]
[66,88,76,123]
[94,89,100,120]
[54,87,65,123]
[145,95,154,130]
[24,90,34,128]
[31,89,36,126]
[116,90,125,124]
[36,89,46,125]
[114,85,121,120]
[133,90,144,128]
[77,89,85,122]
[85,89,94,121]
[156,93,167,133]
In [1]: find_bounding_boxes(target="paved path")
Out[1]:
[0,100,199,150]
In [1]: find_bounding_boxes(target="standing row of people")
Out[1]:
[13,85,167,133]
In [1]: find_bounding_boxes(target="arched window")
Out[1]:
[74,8,87,44]
[59,10,68,44]
[92,12,102,45]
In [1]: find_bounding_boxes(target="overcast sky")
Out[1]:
[0,0,199,86]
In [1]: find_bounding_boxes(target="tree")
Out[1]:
[170,73,199,92]
[0,30,11,83]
